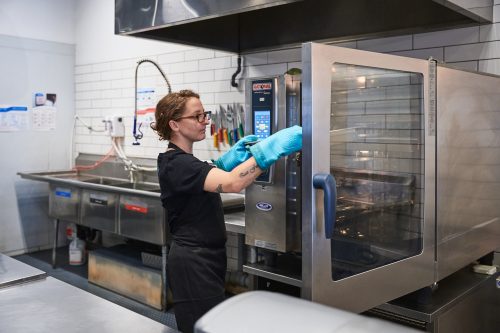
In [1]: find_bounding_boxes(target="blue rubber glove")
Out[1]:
[250,125,302,170]
[213,135,259,171]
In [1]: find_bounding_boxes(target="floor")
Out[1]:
[14,247,178,330]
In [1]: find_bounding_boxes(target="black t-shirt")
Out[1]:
[157,142,226,248]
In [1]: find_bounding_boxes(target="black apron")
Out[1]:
[167,241,226,333]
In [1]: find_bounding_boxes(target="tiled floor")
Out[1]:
[14,247,178,330]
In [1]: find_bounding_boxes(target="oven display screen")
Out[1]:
[254,110,271,139]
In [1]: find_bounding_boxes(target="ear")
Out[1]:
[169,119,180,133]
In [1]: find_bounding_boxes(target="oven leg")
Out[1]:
[52,218,60,268]
[237,234,246,269]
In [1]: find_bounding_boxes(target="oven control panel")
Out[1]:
[251,79,274,184]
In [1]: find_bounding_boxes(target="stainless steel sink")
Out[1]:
[19,167,243,247]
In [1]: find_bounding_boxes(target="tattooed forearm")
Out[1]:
[239,164,258,178]
[215,184,224,193]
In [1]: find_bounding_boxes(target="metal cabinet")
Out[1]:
[119,195,166,245]
[49,184,80,223]
[80,189,118,233]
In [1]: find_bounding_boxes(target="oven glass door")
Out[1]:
[330,62,424,280]
[302,43,436,312]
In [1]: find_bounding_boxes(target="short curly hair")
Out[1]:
[151,90,200,140]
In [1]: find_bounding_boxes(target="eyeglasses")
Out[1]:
[176,111,211,123]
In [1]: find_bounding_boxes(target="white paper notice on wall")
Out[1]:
[32,93,57,131]
[0,106,29,131]
[136,88,156,131]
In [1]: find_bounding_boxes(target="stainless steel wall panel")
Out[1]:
[436,65,500,280]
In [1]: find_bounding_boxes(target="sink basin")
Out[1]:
[45,172,123,185]
[114,182,161,192]
[50,173,98,182]
[82,177,126,186]
[47,174,161,193]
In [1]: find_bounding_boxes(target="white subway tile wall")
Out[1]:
[413,26,480,49]
[74,5,500,161]
[73,6,500,272]
[73,11,500,161]
[391,48,445,62]
[357,35,413,53]
[73,46,301,160]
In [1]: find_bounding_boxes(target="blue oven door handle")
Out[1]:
[313,174,337,239]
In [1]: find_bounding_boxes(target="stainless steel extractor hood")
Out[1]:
[115,0,493,53]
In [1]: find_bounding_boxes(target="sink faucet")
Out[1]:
[129,168,136,183]
[133,59,172,145]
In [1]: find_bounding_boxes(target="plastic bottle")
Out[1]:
[69,227,86,266]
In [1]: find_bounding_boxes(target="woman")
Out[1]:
[152,90,301,333]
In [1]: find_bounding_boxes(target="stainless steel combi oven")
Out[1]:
[244,43,500,313]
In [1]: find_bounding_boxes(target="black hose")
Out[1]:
[231,55,241,88]
[231,15,242,88]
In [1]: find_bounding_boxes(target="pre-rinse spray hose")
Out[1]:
[133,59,172,145]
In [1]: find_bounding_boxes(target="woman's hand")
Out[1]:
[213,135,258,171]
